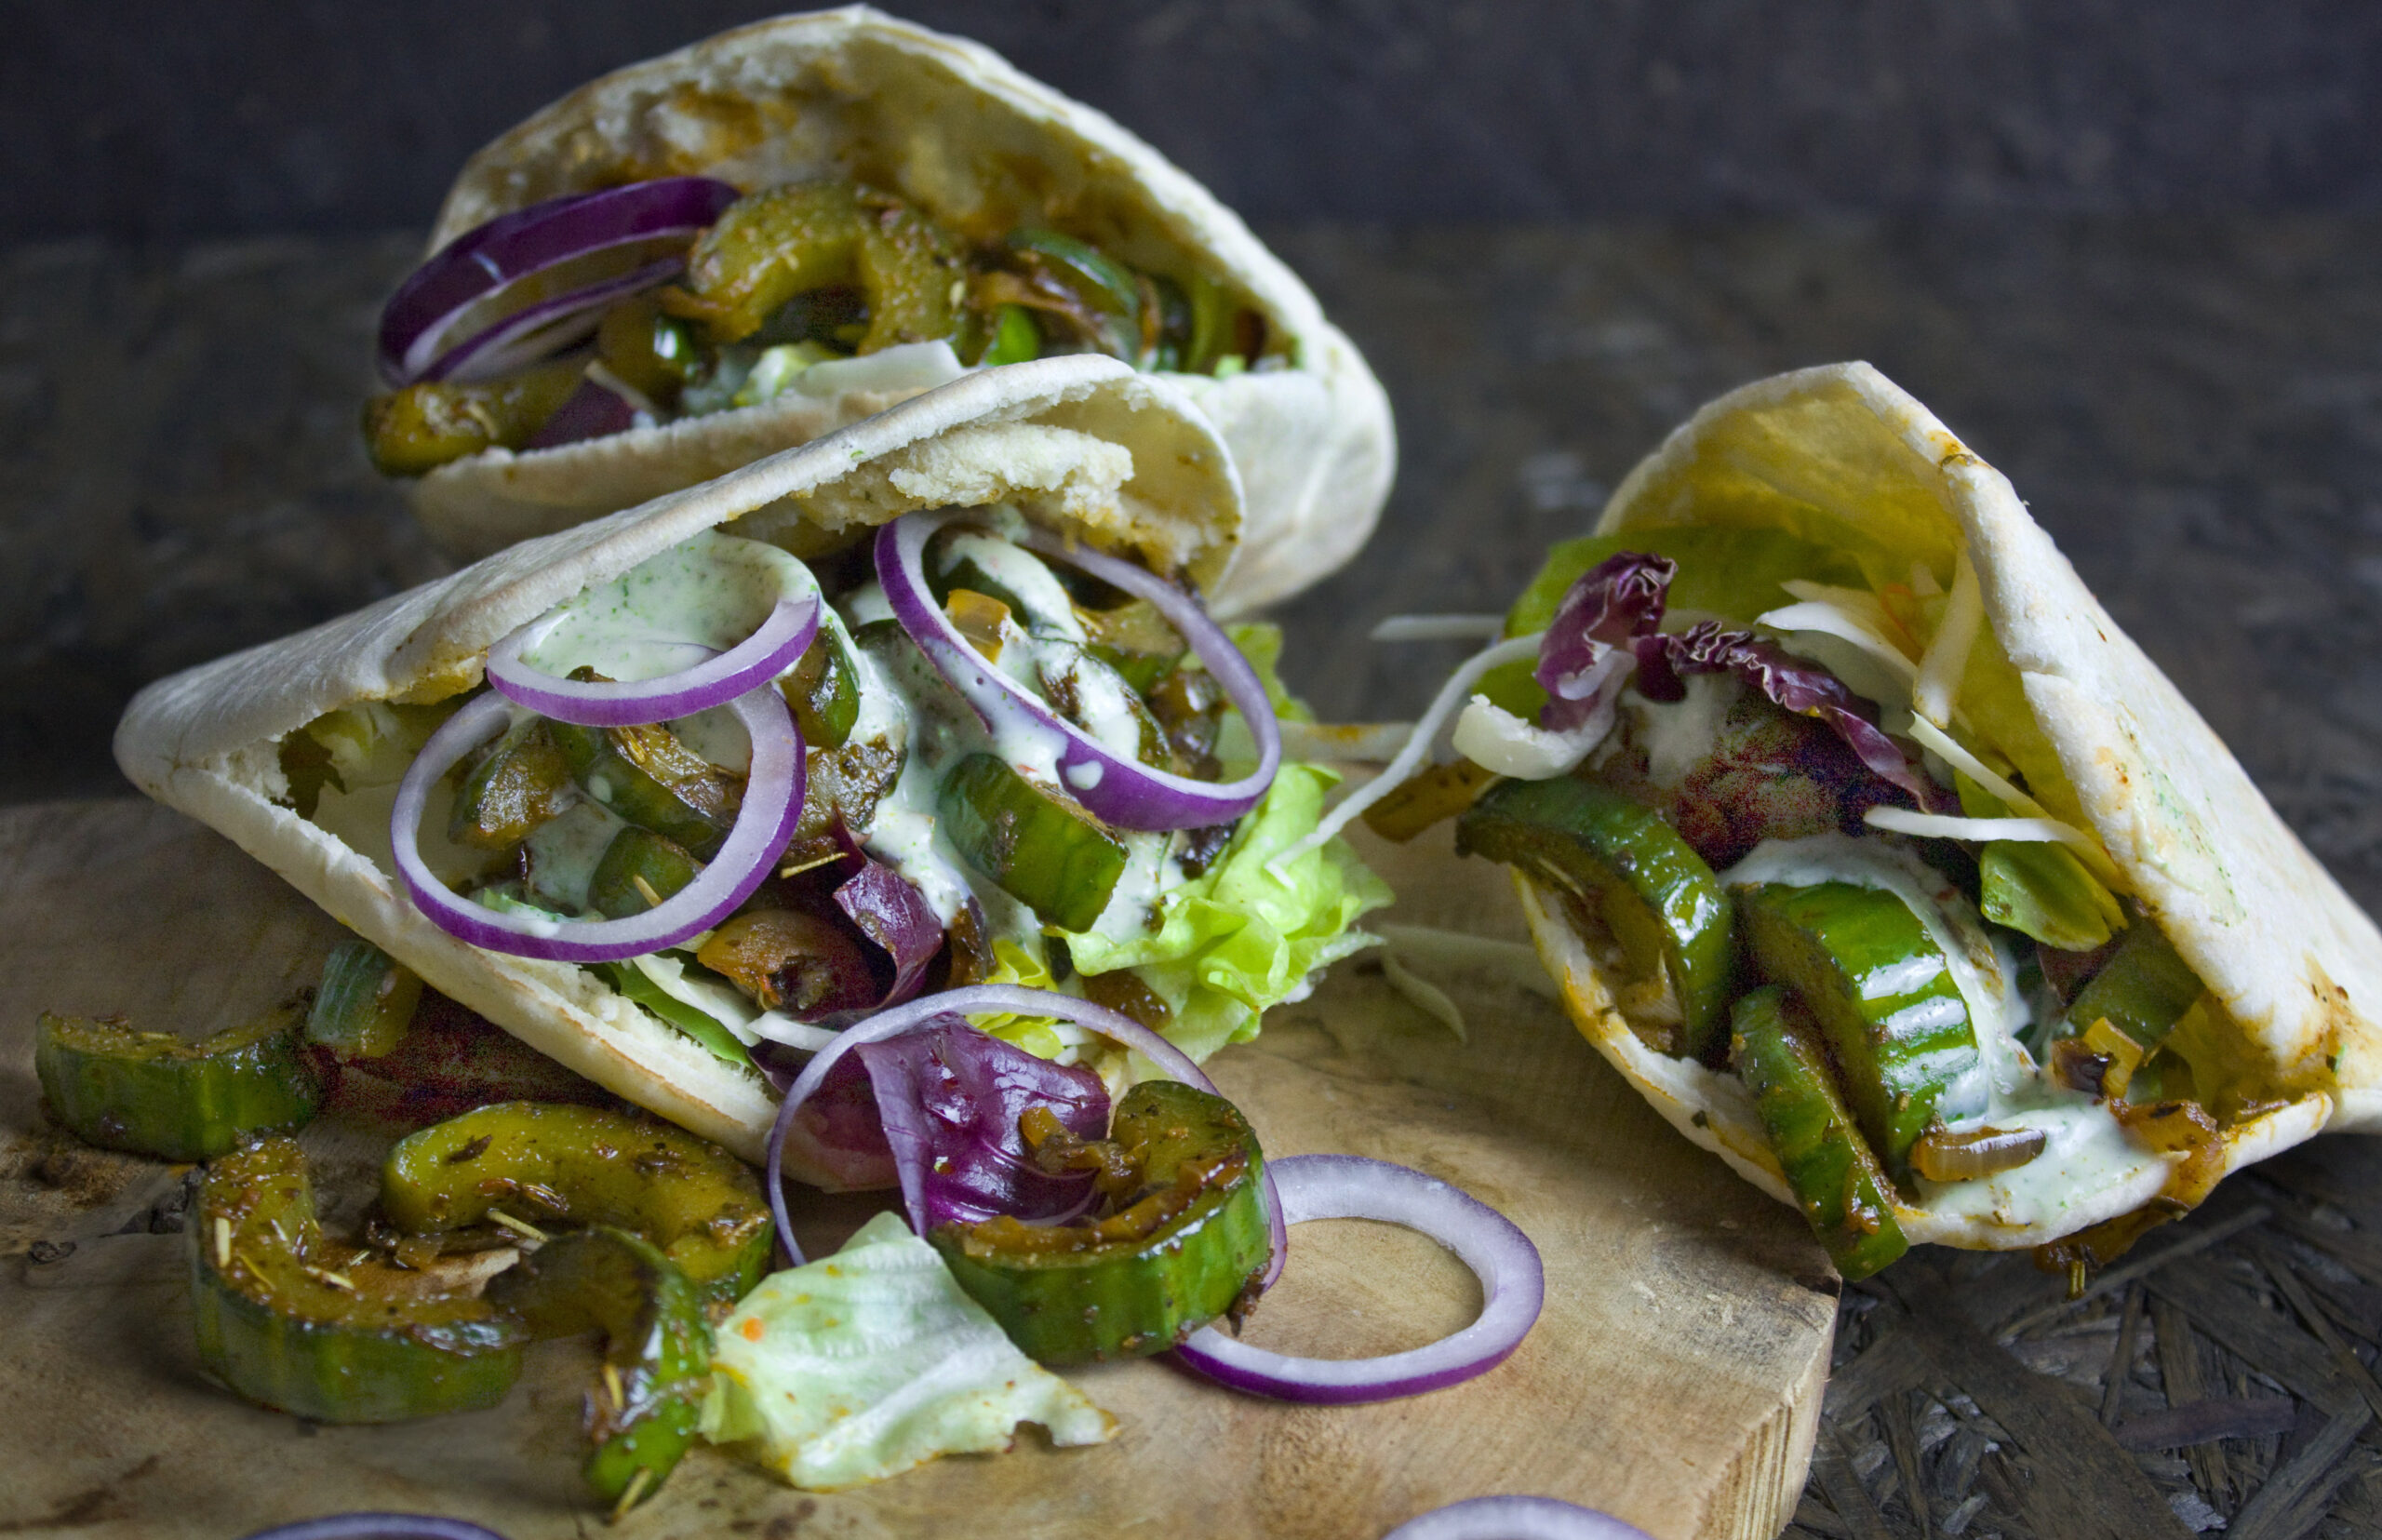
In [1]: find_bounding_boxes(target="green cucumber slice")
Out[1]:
[937,752,1129,932]
[488,1226,712,1510]
[38,1007,323,1162]
[306,940,422,1059]
[1736,880,1979,1182]
[1730,985,1909,1280]
[192,1137,524,1423]
[1456,776,1736,1058]
[930,1080,1271,1364]
[381,1102,772,1308]
[2064,920,2203,1051]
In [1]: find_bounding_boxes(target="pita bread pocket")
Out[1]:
[370,5,1394,617]
[120,358,1395,1184]
[1356,362,2380,1276]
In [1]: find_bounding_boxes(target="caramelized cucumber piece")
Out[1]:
[585,827,701,920]
[663,181,959,350]
[931,1080,1270,1363]
[782,617,861,749]
[192,1137,524,1423]
[448,716,574,849]
[1456,776,1736,1058]
[1729,986,1909,1280]
[2064,919,2203,1051]
[362,359,583,476]
[38,1007,322,1161]
[306,940,422,1059]
[938,753,1128,932]
[550,718,739,859]
[381,1102,771,1308]
[1736,881,1977,1182]
[488,1226,711,1510]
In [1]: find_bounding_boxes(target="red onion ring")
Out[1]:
[390,688,803,963]
[484,593,819,728]
[875,511,1282,832]
[1381,1498,1652,1540]
[237,1519,507,1540]
[1172,1155,1543,1403]
[379,177,740,385]
[422,257,681,385]
[763,984,1286,1277]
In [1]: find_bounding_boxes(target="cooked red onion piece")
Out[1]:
[762,984,1284,1274]
[484,593,819,728]
[523,365,646,450]
[831,856,943,1007]
[875,511,1282,832]
[390,688,803,963]
[1173,1154,1543,1404]
[378,177,739,385]
[1381,1497,1653,1540]
[237,1518,509,1540]
[425,257,681,386]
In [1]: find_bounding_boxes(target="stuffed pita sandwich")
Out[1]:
[362,6,1393,616]
[1330,362,2380,1278]
[118,356,1387,1183]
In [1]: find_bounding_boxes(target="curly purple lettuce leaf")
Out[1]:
[854,1017,1110,1235]
[833,855,943,1008]
[1634,621,1948,812]
[1533,552,1676,732]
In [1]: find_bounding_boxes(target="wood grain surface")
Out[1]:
[0,799,1836,1540]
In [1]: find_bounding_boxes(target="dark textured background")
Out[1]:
[11,0,2382,239]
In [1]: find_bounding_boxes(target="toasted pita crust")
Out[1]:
[1508,361,2380,1248]
[114,356,1238,1175]
[406,6,1393,618]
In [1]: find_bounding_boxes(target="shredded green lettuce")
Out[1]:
[1063,762,1392,1063]
[700,1211,1114,1491]
[594,957,755,1070]
[1958,773,2123,951]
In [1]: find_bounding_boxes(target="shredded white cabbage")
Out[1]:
[1756,598,1919,685]
[1865,806,2111,861]
[1267,633,1543,876]
[1900,716,2128,891]
[1369,613,1509,642]
[1913,551,1981,727]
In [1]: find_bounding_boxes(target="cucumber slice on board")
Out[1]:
[306,940,422,1059]
[1736,879,1979,1182]
[1729,985,1909,1281]
[192,1137,524,1424]
[488,1226,712,1510]
[1457,776,1736,1058]
[930,1080,1271,1364]
[37,1007,323,1162]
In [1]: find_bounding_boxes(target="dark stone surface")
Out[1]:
[8,2,2382,241]
[7,217,2382,924]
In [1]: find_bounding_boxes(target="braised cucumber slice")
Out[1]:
[1456,776,1736,1058]
[2064,919,2203,1051]
[306,940,422,1059]
[585,827,701,920]
[1736,881,1979,1183]
[37,1007,323,1161]
[1729,985,1909,1280]
[930,1080,1271,1364]
[192,1137,524,1423]
[938,752,1129,932]
[381,1102,772,1307]
[488,1226,711,1511]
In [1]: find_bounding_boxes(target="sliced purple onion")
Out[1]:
[484,594,818,728]
[1173,1154,1543,1404]
[426,257,680,386]
[379,177,741,385]
[876,511,1281,832]
[1382,1497,1653,1540]
[763,984,1285,1274]
[390,688,803,963]
[237,1518,508,1540]
[857,1020,1110,1236]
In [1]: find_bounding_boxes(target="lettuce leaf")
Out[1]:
[1958,773,2123,951]
[701,1211,1114,1491]
[1062,762,1392,1063]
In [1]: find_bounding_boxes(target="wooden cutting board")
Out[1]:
[0,799,1833,1540]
